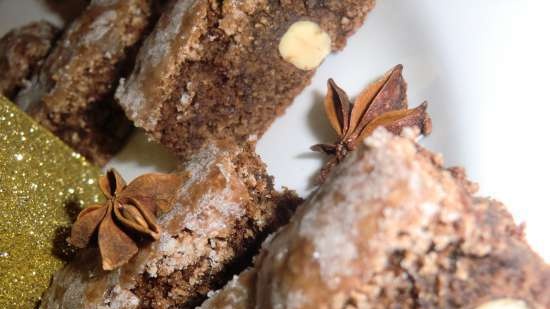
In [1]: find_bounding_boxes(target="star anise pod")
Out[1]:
[69,169,183,270]
[312,64,432,182]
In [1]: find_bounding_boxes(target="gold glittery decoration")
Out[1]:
[0,97,103,308]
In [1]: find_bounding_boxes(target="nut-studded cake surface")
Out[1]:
[41,141,301,309]
[116,0,375,159]
[199,129,550,309]
[15,0,152,165]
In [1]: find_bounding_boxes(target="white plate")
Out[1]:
[1,0,549,261]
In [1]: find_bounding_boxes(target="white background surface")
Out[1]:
[1,0,549,261]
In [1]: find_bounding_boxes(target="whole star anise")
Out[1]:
[312,64,432,182]
[69,169,183,270]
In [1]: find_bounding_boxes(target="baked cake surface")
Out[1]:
[14,0,152,165]
[0,21,58,99]
[199,129,550,309]
[41,141,301,309]
[116,0,376,159]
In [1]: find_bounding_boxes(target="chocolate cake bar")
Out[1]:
[116,0,376,159]
[15,0,152,165]
[41,140,301,309]
[199,129,550,309]
[0,21,58,99]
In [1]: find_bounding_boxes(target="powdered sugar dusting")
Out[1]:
[104,286,139,309]
[176,146,247,237]
[143,142,250,277]
[200,270,255,309]
[250,128,458,307]
[145,231,210,277]
[177,142,224,195]
[298,129,430,286]
[286,291,309,309]
[146,0,195,67]
[115,0,203,130]
[83,11,117,44]
[182,186,246,236]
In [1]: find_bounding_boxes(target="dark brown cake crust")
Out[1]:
[14,0,153,165]
[116,0,375,160]
[0,21,58,99]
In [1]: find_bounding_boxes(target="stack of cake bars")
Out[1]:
[1,1,548,308]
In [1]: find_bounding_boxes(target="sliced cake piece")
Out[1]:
[0,21,58,99]
[41,140,302,309]
[200,129,550,309]
[15,0,152,165]
[116,0,376,159]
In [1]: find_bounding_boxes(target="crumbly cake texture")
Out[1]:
[41,141,302,309]
[14,0,152,166]
[0,21,58,99]
[116,0,376,159]
[200,129,550,309]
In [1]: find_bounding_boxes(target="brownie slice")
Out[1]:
[0,21,58,99]
[14,0,153,165]
[116,0,376,159]
[41,140,302,309]
[199,129,550,309]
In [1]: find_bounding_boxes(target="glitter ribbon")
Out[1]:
[0,96,103,308]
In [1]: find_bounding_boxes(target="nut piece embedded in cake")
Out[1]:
[278,21,331,70]
[116,0,376,160]
[476,299,530,309]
